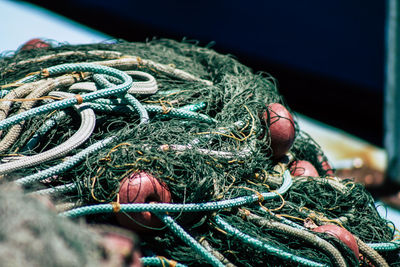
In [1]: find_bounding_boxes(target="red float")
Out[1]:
[314,224,359,259]
[260,103,295,159]
[20,38,50,50]
[318,155,335,175]
[116,171,172,233]
[290,160,319,177]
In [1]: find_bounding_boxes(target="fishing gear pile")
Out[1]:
[0,38,398,266]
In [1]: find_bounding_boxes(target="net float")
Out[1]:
[116,171,172,233]
[318,155,335,175]
[20,38,50,50]
[290,160,319,177]
[313,224,359,260]
[260,103,295,159]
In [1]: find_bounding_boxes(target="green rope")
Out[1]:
[157,214,224,267]
[213,215,328,267]
[59,170,292,217]
[140,256,187,267]
[0,63,132,131]
[15,136,116,186]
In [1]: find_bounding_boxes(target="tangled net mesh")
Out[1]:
[0,38,398,266]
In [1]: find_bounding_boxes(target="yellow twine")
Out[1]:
[41,69,50,78]
[267,190,286,212]
[299,207,345,228]
[0,95,63,102]
[157,256,178,267]
[275,214,305,222]
[110,198,121,213]
[343,181,356,190]
[236,186,264,203]
[216,174,236,200]
[195,105,256,142]
[100,142,132,162]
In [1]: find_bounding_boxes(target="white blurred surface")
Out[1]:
[0,0,110,53]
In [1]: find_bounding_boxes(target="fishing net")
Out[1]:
[0,38,398,266]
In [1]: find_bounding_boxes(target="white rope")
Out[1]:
[0,92,96,174]
[69,70,158,95]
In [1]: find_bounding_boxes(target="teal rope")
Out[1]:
[90,99,207,115]
[15,136,116,186]
[23,110,68,151]
[156,89,181,96]
[0,63,132,131]
[140,257,187,267]
[86,102,216,124]
[157,214,224,267]
[145,104,216,123]
[179,102,207,112]
[92,98,128,106]
[123,93,149,124]
[91,73,149,124]
[59,170,291,217]
[213,215,328,267]
[258,207,400,252]
[367,241,400,251]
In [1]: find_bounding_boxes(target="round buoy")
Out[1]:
[318,155,335,175]
[116,171,171,233]
[260,103,295,159]
[20,38,50,50]
[290,160,319,177]
[314,224,359,259]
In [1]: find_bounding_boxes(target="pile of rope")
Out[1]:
[0,38,398,266]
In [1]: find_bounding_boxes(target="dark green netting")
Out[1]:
[0,38,398,266]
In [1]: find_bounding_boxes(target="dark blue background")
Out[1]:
[26,0,386,145]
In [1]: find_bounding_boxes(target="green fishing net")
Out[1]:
[0,38,398,266]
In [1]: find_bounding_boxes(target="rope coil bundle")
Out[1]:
[0,39,398,266]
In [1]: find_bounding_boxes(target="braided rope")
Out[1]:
[92,56,213,86]
[0,78,76,153]
[14,136,116,186]
[157,214,224,267]
[140,256,187,267]
[213,215,328,267]
[0,80,47,122]
[356,236,389,267]
[367,241,400,251]
[0,93,96,175]
[5,50,123,70]
[200,239,236,267]
[159,144,251,160]
[93,70,158,95]
[69,81,98,92]
[23,110,68,151]
[91,73,149,124]
[0,63,132,131]
[86,102,216,124]
[59,170,292,217]
[238,209,347,267]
